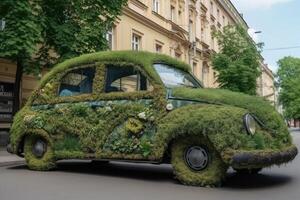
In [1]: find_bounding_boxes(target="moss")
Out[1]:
[24,131,56,171]
[172,87,292,146]
[171,135,228,187]
[125,118,144,135]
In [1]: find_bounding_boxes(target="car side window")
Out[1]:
[58,67,95,97]
[105,65,153,93]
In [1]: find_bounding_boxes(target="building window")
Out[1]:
[178,10,182,23]
[132,33,141,51]
[155,43,162,53]
[189,20,194,41]
[106,27,114,50]
[202,63,210,87]
[170,5,175,21]
[217,9,220,21]
[175,52,181,60]
[153,0,159,13]
[210,1,214,15]
[193,62,197,75]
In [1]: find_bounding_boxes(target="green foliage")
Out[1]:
[277,56,300,119]
[0,0,128,74]
[171,87,291,146]
[38,0,128,66]
[53,134,82,152]
[0,0,43,72]
[212,25,261,95]
[125,118,144,135]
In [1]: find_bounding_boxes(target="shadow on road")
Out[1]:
[224,171,292,189]
[8,161,293,189]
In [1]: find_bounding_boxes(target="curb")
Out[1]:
[0,160,25,167]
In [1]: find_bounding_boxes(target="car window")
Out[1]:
[105,65,153,93]
[154,63,201,88]
[58,67,95,97]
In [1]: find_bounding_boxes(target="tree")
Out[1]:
[37,0,128,67]
[0,0,43,114]
[0,0,127,114]
[211,25,262,95]
[277,57,300,119]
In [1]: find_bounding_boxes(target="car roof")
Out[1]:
[39,51,191,88]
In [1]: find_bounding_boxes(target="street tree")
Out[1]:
[0,0,127,114]
[277,56,300,119]
[211,25,262,95]
[0,0,43,114]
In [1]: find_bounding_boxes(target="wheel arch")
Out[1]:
[153,104,248,161]
[16,129,52,156]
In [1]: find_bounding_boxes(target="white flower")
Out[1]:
[149,116,155,121]
[138,112,147,120]
[24,115,35,123]
[105,106,112,111]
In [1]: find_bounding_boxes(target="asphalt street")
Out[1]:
[1,131,300,200]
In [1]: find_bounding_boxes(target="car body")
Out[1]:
[8,51,297,186]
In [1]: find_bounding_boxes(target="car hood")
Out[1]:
[171,87,291,144]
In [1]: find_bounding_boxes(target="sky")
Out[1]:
[231,0,300,73]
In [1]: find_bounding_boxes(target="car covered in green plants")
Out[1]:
[7,51,297,186]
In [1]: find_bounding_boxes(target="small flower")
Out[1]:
[138,112,147,120]
[23,115,35,124]
[105,106,112,111]
[149,116,155,122]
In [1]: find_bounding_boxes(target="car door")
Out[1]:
[96,63,162,160]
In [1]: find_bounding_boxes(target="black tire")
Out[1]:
[24,135,56,171]
[234,168,262,175]
[171,136,228,187]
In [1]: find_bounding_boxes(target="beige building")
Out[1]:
[257,63,276,104]
[110,0,249,88]
[0,0,275,132]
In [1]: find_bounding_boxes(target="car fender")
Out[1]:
[152,104,249,159]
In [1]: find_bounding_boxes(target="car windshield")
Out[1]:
[154,63,201,88]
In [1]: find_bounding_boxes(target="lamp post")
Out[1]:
[0,18,6,31]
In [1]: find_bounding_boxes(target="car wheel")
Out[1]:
[171,136,228,187]
[234,168,262,175]
[24,135,56,171]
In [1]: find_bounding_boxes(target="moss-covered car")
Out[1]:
[8,51,297,186]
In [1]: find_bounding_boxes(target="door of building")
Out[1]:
[0,82,14,146]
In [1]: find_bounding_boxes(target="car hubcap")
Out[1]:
[32,139,47,158]
[184,146,209,171]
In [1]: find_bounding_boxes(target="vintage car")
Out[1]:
[7,51,297,186]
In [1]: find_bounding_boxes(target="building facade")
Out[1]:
[0,0,275,145]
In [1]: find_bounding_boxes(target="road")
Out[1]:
[1,131,300,200]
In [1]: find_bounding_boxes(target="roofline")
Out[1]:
[216,0,249,29]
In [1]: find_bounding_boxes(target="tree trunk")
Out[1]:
[12,57,23,116]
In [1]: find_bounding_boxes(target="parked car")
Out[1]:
[7,51,297,186]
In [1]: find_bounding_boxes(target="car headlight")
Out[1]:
[244,114,256,135]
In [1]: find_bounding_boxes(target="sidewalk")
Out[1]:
[289,128,300,133]
[0,148,24,167]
